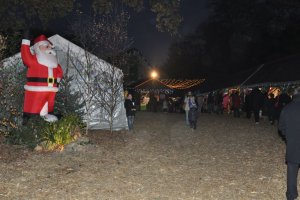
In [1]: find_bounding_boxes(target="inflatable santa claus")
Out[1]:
[21,34,63,122]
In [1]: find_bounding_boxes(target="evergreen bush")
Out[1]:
[55,74,85,119]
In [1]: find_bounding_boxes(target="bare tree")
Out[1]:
[71,4,131,132]
[63,46,99,135]
[94,62,124,132]
[92,6,131,132]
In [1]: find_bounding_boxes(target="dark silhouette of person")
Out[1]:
[266,93,276,125]
[250,87,264,124]
[244,90,252,119]
[279,87,300,200]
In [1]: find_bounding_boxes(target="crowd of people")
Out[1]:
[125,86,295,130]
[197,87,293,125]
[125,87,295,130]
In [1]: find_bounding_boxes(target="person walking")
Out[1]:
[244,90,252,119]
[266,93,276,125]
[279,87,300,200]
[231,91,241,118]
[183,92,192,126]
[196,94,204,114]
[207,92,214,113]
[162,99,169,112]
[250,87,264,124]
[275,90,292,122]
[124,93,136,130]
[222,92,230,114]
[187,92,198,130]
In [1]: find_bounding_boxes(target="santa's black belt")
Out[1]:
[27,77,58,84]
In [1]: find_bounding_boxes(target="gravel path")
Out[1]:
[0,112,287,200]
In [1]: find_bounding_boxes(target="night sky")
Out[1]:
[128,0,209,66]
[46,0,209,67]
[6,0,298,86]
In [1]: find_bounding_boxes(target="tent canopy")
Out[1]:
[242,54,300,86]
[198,54,300,92]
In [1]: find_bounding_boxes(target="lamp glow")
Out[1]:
[151,71,158,79]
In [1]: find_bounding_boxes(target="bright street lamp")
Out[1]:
[151,70,158,79]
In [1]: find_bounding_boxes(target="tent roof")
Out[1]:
[198,54,300,92]
[3,34,122,75]
[242,54,300,86]
[49,34,122,74]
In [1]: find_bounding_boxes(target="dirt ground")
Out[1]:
[0,112,288,200]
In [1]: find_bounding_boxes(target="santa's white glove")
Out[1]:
[22,39,30,46]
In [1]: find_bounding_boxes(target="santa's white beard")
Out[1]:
[35,48,58,68]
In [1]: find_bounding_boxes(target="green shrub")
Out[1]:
[6,114,84,151]
[40,115,83,151]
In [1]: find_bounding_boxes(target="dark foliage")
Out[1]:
[163,0,300,88]
[55,74,85,119]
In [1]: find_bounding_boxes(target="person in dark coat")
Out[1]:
[231,91,241,118]
[266,93,276,125]
[244,90,252,118]
[124,93,136,130]
[275,91,292,122]
[250,87,264,124]
[187,93,198,130]
[279,87,300,200]
[207,92,213,113]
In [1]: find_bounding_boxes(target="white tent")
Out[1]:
[2,34,128,130]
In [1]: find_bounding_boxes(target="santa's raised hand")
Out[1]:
[21,34,63,123]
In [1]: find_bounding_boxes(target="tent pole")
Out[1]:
[240,64,264,87]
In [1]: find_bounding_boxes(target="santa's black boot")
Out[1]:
[22,114,30,125]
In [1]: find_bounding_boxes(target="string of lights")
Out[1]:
[160,79,205,90]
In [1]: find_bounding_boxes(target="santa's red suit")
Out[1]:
[21,35,63,122]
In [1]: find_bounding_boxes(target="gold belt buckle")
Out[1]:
[47,77,54,84]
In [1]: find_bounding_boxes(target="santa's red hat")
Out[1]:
[33,35,53,46]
